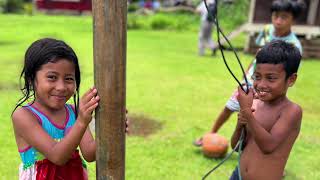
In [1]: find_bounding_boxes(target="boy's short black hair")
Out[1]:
[271,0,305,18]
[256,40,301,79]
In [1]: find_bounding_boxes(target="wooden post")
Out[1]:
[248,0,256,24]
[307,0,319,25]
[92,0,127,179]
[244,0,256,52]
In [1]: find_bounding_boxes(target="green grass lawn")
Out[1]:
[0,14,319,180]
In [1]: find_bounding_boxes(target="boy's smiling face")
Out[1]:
[253,63,296,102]
[272,11,294,37]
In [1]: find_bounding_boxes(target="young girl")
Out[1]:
[12,38,99,179]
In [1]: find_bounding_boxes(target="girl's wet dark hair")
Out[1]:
[256,40,301,79]
[271,0,306,18]
[13,38,81,115]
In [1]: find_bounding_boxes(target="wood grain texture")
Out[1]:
[92,0,127,179]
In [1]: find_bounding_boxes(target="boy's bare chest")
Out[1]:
[253,107,281,132]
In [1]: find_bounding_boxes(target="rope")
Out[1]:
[201,0,249,179]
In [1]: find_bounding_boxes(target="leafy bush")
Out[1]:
[23,2,33,15]
[0,0,7,12]
[128,3,139,12]
[174,18,190,31]
[124,0,249,32]
[127,15,144,29]
[150,15,174,30]
[1,0,24,13]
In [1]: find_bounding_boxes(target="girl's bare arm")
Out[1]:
[12,88,99,165]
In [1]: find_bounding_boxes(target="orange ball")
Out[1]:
[202,133,229,158]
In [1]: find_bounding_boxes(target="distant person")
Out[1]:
[194,0,305,146]
[144,0,153,9]
[174,0,186,6]
[196,0,217,56]
[139,0,145,8]
[230,40,302,180]
[153,0,161,10]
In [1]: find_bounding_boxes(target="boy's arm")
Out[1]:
[241,104,302,154]
[231,121,245,150]
[195,2,204,14]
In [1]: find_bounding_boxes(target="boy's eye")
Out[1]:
[267,76,278,81]
[251,75,260,80]
[280,15,289,20]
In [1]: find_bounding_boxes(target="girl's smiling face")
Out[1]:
[34,59,76,111]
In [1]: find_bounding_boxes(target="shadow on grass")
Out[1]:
[193,145,239,162]
[283,169,303,180]
[0,41,19,46]
[0,82,20,91]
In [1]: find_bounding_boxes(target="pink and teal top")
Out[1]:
[18,104,88,180]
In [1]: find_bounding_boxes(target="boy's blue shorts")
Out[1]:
[229,167,241,180]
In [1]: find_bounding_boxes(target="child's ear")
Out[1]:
[287,73,297,87]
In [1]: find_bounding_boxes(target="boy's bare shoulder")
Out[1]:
[282,101,302,126]
[286,101,302,116]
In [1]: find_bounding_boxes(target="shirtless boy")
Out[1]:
[230,40,302,180]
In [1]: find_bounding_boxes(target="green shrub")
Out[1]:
[23,2,33,15]
[0,0,7,12]
[128,3,139,12]
[150,15,174,30]
[174,18,190,31]
[1,0,24,13]
[127,15,143,29]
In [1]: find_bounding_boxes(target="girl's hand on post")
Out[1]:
[78,87,100,125]
[125,109,129,133]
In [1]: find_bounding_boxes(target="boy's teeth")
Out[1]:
[260,92,267,95]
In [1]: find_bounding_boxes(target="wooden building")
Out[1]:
[36,0,92,13]
[244,0,320,58]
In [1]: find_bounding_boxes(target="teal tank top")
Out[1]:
[19,104,77,170]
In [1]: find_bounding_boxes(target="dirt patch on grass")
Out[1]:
[89,114,163,137]
[127,114,163,137]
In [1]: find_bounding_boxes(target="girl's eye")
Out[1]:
[65,76,75,83]
[47,75,57,80]
[66,77,75,82]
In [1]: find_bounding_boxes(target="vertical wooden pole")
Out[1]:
[307,0,319,25]
[244,0,256,53]
[248,0,256,24]
[92,0,127,179]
